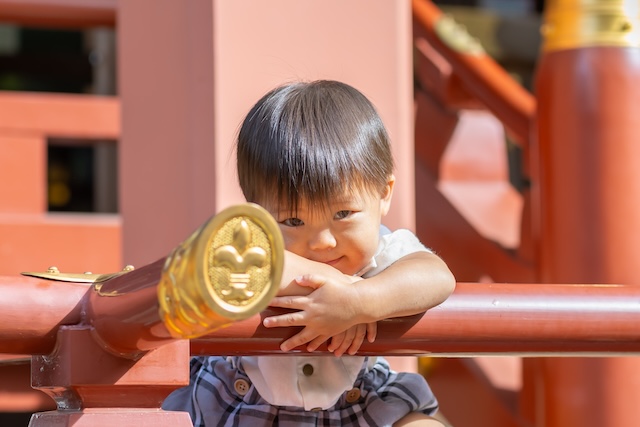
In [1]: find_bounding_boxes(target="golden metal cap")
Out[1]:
[542,0,640,51]
[158,203,284,339]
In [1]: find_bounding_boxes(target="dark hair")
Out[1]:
[236,80,394,212]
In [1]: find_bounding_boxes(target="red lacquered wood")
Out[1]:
[191,282,640,356]
[85,258,172,356]
[0,276,88,355]
[533,44,640,427]
[0,0,116,28]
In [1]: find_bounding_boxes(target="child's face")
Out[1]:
[262,178,395,276]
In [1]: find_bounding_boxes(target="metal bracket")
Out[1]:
[22,265,135,283]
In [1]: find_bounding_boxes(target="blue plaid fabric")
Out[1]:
[163,356,438,427]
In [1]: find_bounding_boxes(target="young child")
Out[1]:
[163,80,455,426]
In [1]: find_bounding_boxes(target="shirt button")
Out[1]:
[345,388,361,403]
[302,364,314,376]
[311,407,322,412]
[234,378,250,396]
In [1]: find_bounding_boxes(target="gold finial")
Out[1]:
[542,0,640,51]
[158,203,284,339]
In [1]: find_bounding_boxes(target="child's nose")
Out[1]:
[309,228,337,251]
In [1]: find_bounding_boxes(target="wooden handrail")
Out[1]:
[0,275,87,355]
[191,282,640,357]
[0,0,116,28]
[4,279,640,358]
[0,264,169,357]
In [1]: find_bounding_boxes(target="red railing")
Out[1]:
[193,282,640,357]
[4,277,640,357]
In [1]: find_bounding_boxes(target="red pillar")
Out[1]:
[532,1,640,425]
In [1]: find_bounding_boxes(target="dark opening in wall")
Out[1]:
[0,25,116,95]
[47,139,118,213]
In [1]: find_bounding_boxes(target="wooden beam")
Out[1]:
[192,282,640,356]
[0,0,116,28]
[3,279,640,357]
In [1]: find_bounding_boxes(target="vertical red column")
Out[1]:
[532,1,640,425]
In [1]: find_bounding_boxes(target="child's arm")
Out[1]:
[265,249,455,353]
[277,251,359,295]
[346,250,455,321]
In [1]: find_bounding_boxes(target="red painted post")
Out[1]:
[532,0,640,425]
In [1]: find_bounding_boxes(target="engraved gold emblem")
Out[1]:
[158,203,284,339]
[213,219,266,302]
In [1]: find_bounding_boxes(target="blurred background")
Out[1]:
[7,1,640,427]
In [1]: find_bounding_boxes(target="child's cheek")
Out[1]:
[280,229,301,253]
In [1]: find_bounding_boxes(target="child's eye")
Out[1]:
[334,210,352,220]
[281,217,304,227]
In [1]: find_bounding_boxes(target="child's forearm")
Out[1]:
[351,251,455,323]
[264,250,454,352]
[278,250,455,320]
[278,250,358,296]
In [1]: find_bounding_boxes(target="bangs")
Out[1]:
[237,80,393,214]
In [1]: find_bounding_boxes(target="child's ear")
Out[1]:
[380,174,395,216]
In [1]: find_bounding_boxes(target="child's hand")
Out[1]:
[325,321,377,356]
[263,274,369,352]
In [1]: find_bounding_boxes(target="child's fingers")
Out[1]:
[333,328,357,357]
[327,332,346,353]
[294,274,328,290]
[347,324,367,355]
[307,335,329,352]
[268,295,308,311]
[262,309,306,328]
[279,328,318,352]
[366,322,377,342]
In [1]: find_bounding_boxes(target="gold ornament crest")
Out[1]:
[158,203,284,339]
